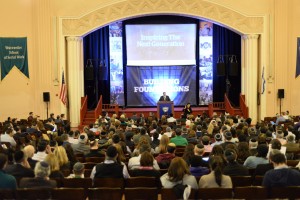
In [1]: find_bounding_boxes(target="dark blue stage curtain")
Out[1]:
[83,27,110,109]
[126,66,197,106]
[213,25,241,106]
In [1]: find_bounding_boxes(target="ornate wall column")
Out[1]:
[242,34,259,124]
[66,36,84,127]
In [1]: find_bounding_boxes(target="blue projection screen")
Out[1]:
[126,66,196,106]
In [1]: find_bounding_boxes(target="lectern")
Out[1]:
[157,101,174,119]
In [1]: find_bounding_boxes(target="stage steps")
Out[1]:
[82,110,96,126]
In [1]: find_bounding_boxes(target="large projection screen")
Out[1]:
[126,24,197,66]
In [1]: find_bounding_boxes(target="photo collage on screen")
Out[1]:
[199,21,213,105]
[109,22,125,105]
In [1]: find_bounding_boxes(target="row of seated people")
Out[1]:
[1,146,300,200]
[1,186,300,200]
[1,131,300,182]
[2,186,300,200]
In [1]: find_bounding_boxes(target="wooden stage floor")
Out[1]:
[117,106,209,118]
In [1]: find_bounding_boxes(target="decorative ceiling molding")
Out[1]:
[62,0,264,36]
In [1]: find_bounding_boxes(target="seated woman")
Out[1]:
[44,154,64,179]
[160,157,198,189]
[19,161,57,188]
[199,156,232,188]
[155,135,169,154]
[53,146,70,171]
[130,151,161,186]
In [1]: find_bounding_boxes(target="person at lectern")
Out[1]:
[182,103,192,119]
[159,92,171,101]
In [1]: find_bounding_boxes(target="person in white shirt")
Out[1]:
[163,127,173,138]
[0,127,17,147]
[128,144,160,170]
[167,113,176,123]
[32,140,51,162]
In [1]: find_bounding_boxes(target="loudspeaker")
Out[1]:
[43,92,50,102]
[216,63,225,76]
[229,62,238,76]
[278,89,284,99]
[99,67,108,80]
[85,66,94,80]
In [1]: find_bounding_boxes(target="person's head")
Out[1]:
[34,161,51,179]
[194,144,205,156]
[186,103,191,108]
[140,151,154,167]
[286,134,296,143]
[23,145,35,158]
[105,145,118,160]
[249,138,258,149]
[44,153,60,172]
[53,146,69,167]
[73,162,85,176]
[209,156,224,187]
[0,153,8,169]
[276,130,284,139]
[224,149,237,163]
[167,143,176,154]
[114,143,126,163]
[224,132,232,141]
[202,135,210,145]
[214,133,222,142]
[175,128,182,136]
[37,140,48,152]
[270,152,286,166]
[163,92,166,96]
[167,157,190,182]
[61,134,69,142]
[14,150,27,164]
[139,143,151,154]
[182,144,195,161]
[211,145,224,157]
[256,144,269,158]
[271,139,281,150]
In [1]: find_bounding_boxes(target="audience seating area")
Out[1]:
[1,185,300,200]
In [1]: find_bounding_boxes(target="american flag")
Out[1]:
[59,71,68,105]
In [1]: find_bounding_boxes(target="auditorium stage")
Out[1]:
[117,106,209,119]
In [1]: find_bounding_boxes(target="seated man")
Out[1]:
[170,128,188,146]
[67,162,85,178]
[263,152,300,187]
[90,145,130,180]
[19,161,57,188]
[223,149,249,176]
[5,150,34,179]
[0,153,17,189]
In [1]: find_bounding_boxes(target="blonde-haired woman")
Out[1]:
[160,157,198,189]
[155,135,169,154]
[53,146,70,171]
[44,153,64,178]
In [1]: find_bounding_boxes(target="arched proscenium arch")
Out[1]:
[61,0,264,127]
[62,0,263,36]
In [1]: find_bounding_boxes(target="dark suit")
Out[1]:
[223,161,249,176]
[159,95,171,101]
[254,163,273,176]
[5,164,34,179]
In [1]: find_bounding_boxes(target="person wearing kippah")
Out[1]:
[19,161,57,188]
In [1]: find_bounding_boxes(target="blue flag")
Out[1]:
[296,38,300,78]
